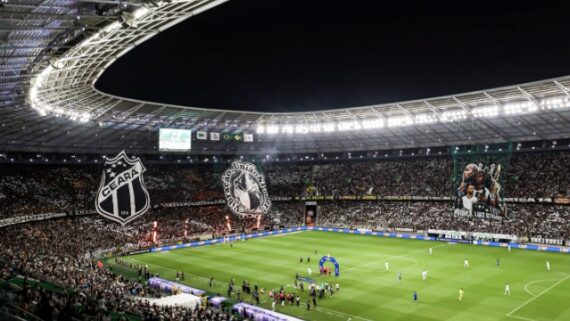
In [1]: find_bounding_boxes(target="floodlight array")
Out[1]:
[19,0,570,156]
[255,96,570,135]
[26,6,154,123]
[29,66,92,122]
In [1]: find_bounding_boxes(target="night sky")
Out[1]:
[96,0,570,112]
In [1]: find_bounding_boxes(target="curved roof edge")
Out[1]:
[2,0,570,155]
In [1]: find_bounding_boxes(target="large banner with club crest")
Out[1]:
[95,151,150,225]
[221,161,271,217]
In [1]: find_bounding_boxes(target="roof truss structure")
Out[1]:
[2,0,570,155]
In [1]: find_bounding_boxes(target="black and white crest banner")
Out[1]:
[222,161,271,217]
[95,151,150,225]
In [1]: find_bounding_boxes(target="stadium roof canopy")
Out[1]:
[2,0,570,155]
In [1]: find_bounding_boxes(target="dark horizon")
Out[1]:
[96,0,570,112]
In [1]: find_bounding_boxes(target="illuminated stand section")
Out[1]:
[319,256,340,277]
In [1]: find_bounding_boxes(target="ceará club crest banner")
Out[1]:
[95,150,150,225]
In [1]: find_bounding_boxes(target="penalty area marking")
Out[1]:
[523,279,561,297]
[507,275,570,321]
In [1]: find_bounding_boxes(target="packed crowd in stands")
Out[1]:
[0,213,249,320]
[2,151,569,219]
[0,165,224,219]
[507,152,570,197]
[308,158,452,197]
[0,150,569,240]
[2,201,569,319]
[302,202,570,240]
[1,150,570,320]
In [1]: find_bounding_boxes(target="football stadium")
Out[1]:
[1,1,570,320]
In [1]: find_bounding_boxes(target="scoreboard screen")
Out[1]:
[159,128,191,152]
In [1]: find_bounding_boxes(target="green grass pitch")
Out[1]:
[110,231,570,321]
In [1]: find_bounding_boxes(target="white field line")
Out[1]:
[506,275,570,321]
[523,279,560,297]
[315,305,375,321]
[344,243,449,273]
[350,256,418,272]
[507,315,537,321]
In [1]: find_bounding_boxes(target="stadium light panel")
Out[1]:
[387,115,413,127]
[540,96,570,110]
[472,105,499,118]
[322,123,335,132]
[440,109,467,122]
[266,125,279,134]
[295,124,309,134]
[503,101,537,115]
[414,113,437,125]
[309,123,322,133]
[281,125,294,134]
[338,120,361,131]
[362,118,384,129]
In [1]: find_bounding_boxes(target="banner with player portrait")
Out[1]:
[452,144,512,220]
